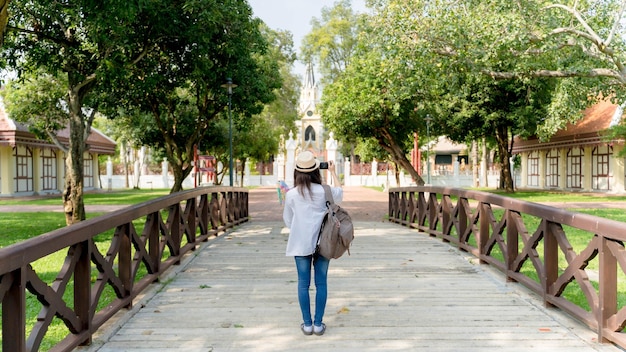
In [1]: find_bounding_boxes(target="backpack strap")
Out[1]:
[316,185,335,252]
[322,184,335,206]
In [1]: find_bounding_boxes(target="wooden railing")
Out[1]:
[389,186,626,349]
[0,186,248,352]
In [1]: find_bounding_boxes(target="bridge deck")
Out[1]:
[79,187,621,352]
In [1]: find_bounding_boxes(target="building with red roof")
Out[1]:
[0,103,116,197]
[512,101,624,192]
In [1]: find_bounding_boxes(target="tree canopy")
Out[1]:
[312,0,626,191]
[1,0,157,223]
[104,3,285,191]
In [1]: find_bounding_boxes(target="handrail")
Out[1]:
[389,186,626,349]
[0,186,248,352]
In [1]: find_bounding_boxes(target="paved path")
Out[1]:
[69,186,623,352]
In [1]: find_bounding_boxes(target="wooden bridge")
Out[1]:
[2,186,625,351]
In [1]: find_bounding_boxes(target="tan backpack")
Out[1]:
[315,185,354,259]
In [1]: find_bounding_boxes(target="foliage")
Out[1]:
[321,43,423,182]
[255,25,300,139]
[301,0,364,85]
[0,0,156,223]
[0,0,7,45]
[1,71,68,147]
[104,0,283,192]
[315,0,626,191]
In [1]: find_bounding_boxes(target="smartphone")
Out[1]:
[319,162,329,169]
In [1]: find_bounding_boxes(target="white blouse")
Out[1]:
[283,183,343,256]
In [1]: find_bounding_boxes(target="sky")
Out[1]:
[247,0,368,79]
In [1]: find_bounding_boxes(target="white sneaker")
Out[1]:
[313,323,326,336]
[301,323,313,335]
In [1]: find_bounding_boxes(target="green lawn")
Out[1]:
[0,188,170,206]
[486,189,626,203]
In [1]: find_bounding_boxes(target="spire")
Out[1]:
[303,62,315,89]
[299,62,320,114]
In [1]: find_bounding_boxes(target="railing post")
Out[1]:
[147,212,161,274]
[185,197,197,243]
[75,240,92,344]
[417,191,427,227]
[220,191,228,226]
[2,268,26,352]
[543,221,558,308]
[388,191,395,220]
[119,224,132,307]
[234,191,241,221]
[506,210,518,282]
[199,194,209,236]
[228,191,235,223]
[427,193,437,235]
[598,236,618,343]
[399,191,407,223]
[441,194,451,242]
[242,191,249,218]
[211,192,220,229]
[408,191,416,224]
[168,205,182,257]
[457,198,468,245]
[478,203,490,263]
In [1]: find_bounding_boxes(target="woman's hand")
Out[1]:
[328,160,336,173]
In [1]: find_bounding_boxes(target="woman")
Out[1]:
[283,151,343,336]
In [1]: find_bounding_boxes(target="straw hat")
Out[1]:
[295,151,320,172]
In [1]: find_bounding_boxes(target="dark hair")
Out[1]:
[294,168,322,199]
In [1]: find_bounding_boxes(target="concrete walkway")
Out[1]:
[71,187,623,352]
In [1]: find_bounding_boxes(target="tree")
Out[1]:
[434,74,557,191]
[421,0,619,127]
[201,25,300,186]
[1,1,153,224]
[358,0,625,191]
[301,0,363,85]
[321,45,425,184]
[0,0,8,43]
[258,25,301,137]
[106,0,282,192]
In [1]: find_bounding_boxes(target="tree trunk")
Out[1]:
[169,161,191,193]
[240,158,246,187]
[378,128,425,185]
[63,90,86,225]
[495,125,514,192]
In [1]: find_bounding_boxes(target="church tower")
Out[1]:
[296,63,324,153]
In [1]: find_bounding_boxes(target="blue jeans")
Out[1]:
[294,254,330,326]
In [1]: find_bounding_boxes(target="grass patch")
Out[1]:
[486,189,626,203]
[0,188,170,206]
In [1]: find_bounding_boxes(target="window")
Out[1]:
[305,125,316,142]
[592,145,612,191]
[41,148,58,191]
[527,151,539,187]
[566,147,583,189]
[545,149,559,188]
[14,146,33,192]
[84,153,94,188]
